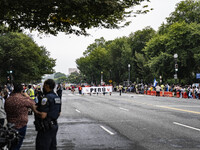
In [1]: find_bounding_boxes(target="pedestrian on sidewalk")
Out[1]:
[78,85,82,95]
[5,83,38,150]
[56,83,63,100]
[161,84,165,96]
[155,84,161,96]
[119,84,123,96]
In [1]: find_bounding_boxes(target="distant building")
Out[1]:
[68,68,79,74]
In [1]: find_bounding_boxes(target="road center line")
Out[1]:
[156,105,200,114]
[100,126,115,135]
[119,107,129,111]
[75,109,81,113]
[173,122,200,132]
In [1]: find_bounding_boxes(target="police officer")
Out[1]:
[34,79,62,150]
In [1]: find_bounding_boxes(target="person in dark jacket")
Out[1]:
[35,79,62,150]
[56,84,62,100]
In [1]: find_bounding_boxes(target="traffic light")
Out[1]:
[6,70,13,83]
[175,64,178,71]
[7,70,13,74]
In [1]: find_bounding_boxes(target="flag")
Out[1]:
[153,79,157,87]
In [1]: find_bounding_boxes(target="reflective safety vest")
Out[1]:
[27,88,35,100]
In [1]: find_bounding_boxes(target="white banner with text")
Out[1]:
[82,86,113,94]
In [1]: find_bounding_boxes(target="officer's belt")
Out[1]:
[51,120,57,125]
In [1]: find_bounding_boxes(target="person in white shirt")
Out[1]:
[155,85,161,96]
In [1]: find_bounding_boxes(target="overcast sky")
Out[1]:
[32,0,182,75]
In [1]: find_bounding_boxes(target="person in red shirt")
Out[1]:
[5,83,38,150]
[78,85,82,94]
[71,85,75,94]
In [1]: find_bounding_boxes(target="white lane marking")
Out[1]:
[119,107,129,112]
[100,126,115,135]
[75,109,81,113]
[137,95,144,97]
[173,122,200,132]
[68,94,74,96]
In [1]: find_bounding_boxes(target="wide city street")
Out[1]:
[21,90,200,150]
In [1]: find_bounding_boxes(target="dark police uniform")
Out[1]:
[35,91,61,150]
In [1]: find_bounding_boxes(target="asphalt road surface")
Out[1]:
[21,90,200,150]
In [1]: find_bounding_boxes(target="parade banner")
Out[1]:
[82,86,113,94]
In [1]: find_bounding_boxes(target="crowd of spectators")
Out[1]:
[114,83,200,99]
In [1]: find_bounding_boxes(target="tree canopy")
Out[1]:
[54,72,66,79]
[166,0,200,25]
[76,0,200,85]
[0,32,56,83]
[54,72,67,83]
[66,72,85,84]
[0,0,151,35]
[146,21,200,84]
[76,37,133,84]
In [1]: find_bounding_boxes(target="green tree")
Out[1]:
[144,22,200,84]
[77,37,113,84]
[54,72,66,79]
[39,46,56,76]
[0,0,151,35]
[77,37,134,85]
[56,76,68,84]
[76,56,91,81]
[77,46,109,85]
[67,72,85,84]
[134,52,153,83]
[54,72,67,83]
[107,37,132,84]
[0,32,55,83]
[127,26,155,83]
[128,26,156,55]
[83,37,106,56]
[166,0,200,25]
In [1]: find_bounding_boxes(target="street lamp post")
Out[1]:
[109,69,112,85]
[101,71,103,85]
[160,76,162,84]
[128,64,131,86]
[10,58,13,84]
[174,53,178,84]
[7,58,13,84]
[109,69,112,80]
